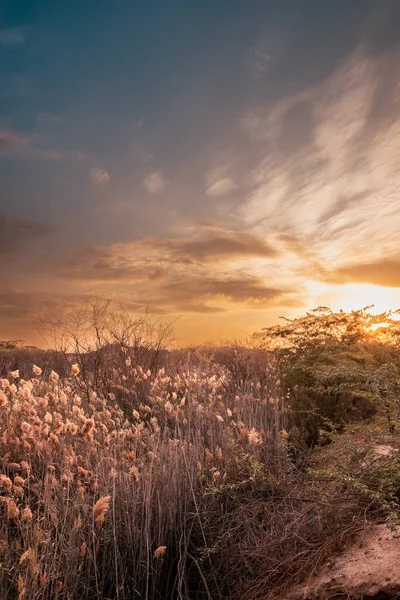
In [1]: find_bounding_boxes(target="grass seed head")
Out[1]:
[153,545,167,559]
[93,495,111,524]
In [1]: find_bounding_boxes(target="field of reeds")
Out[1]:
[1,304,399,600]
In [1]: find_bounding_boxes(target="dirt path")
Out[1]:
[287,523,400,599]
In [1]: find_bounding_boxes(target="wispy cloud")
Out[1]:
[89,168,110,185]
[244,30,285,78]
[205,158,238,197]
[206,177,238,196]
[240,44,400,287]
[59,228,297,314]
[0,129,29,154]
[143,171,168,194]
[0,127,65,160]
[0,27,27,47]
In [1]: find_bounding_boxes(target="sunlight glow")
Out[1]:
[304,281,400,315]
[335,284,400,315]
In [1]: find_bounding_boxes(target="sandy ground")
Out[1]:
[287,523,400,599]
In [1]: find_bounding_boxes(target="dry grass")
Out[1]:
[0,347,288,599]
[0,346,392,599]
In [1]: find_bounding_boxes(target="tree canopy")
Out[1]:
[253,307,400,444]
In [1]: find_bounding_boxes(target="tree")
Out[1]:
[253,307,400,445]
[0,340,24,350]
[36,296,175,400]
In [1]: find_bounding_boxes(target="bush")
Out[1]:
[254,307,400,445]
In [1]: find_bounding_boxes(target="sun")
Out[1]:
[304,281,400,315]
[334,283,400,315]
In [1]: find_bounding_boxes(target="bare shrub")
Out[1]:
[37,296,175,402]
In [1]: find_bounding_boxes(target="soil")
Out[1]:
[286,523,400,599]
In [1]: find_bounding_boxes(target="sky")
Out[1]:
[2,1,400,346]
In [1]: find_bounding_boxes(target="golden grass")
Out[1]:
[0,342,389,600]
[0,347,289,599]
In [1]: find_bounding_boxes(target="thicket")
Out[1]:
[254,306,400,448]
[0,303,399,600]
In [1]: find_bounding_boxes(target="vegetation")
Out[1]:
[254,306,400,447]
[0,303,399,599]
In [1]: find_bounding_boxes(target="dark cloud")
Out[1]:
[0,289,77,319]
[325,258,400,288]
[60,247,145,283]
[60,238,296,314]
[151,230,279,262]
[116,298,169,315]
[157,275,295,312]
[61,247,160,283]
[174,304,225,314]
[61,230,279,284]
[112,276,295,315]
[0,288,86,345]
[0,215,53,257]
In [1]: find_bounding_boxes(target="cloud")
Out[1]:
[0,128,65,160]
[159,275,289,308]
[59,228,297,314]
[0,215,53,258]
[0,288,87,346]
[151,229,278,262]
[239,43,400,280]
[89,168,110,185]
[62,229,279,283]
[61,246,165,284]
[0,27,26,47]
[206,177,238,196]
[0,289,74,319]
[245,31,285,78]
[204,158,239,197]
[325,258,400,288]
[0,129,29,154]
[143,171,168,194]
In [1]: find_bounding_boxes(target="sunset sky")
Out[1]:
[2,1,400,346]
